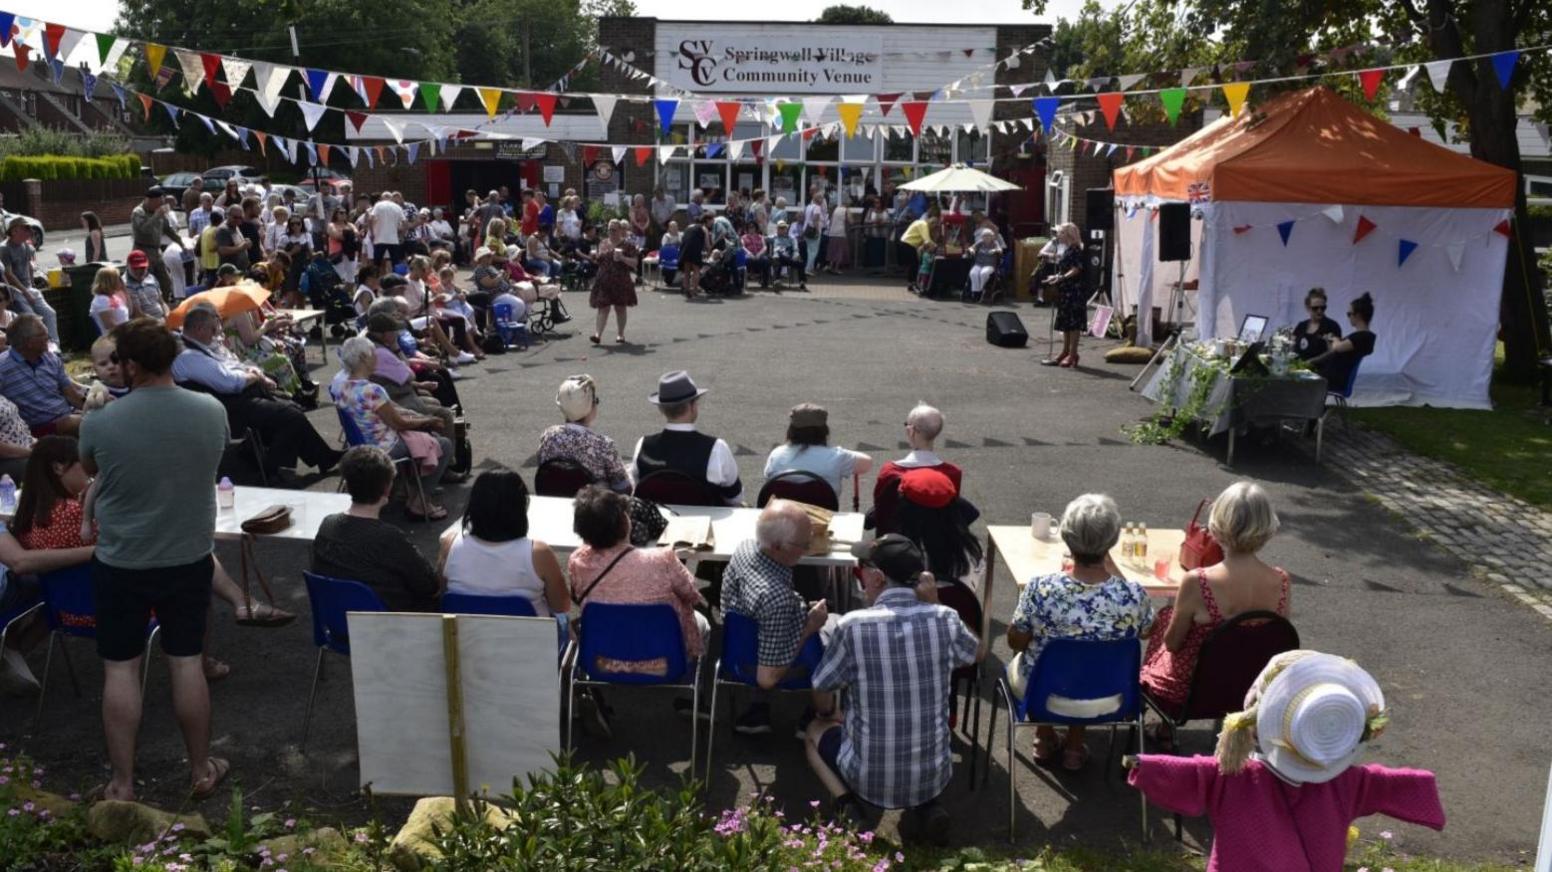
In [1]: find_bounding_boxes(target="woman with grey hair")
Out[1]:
[1040,222,1088,368]
[536,374,631,492]
[331,336,453,521]
[1005,492,1154,770]
[1141,481,1289,746]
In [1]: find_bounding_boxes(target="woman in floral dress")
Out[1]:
[1006,493,1154,770]
[589,220,638,346]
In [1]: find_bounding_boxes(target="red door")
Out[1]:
[1002,160,1046,238]
[425,160,451,211]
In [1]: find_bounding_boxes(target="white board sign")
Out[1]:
[350,612,560,797]
[658,27,882,94]
[542,165,565,184]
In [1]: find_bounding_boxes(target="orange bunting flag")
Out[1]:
[12,43,27,73]
[317,144,331,167]
[1221,82,1250,116]
[1095,92,1123,130]
[1358,69,1384,101]
[137,92,153,121]
[253,130,267,156]
[633,146,652,167]
[478,87,501,118]
[1232,225,1253,235]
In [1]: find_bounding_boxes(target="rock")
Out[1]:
[12,784,75,818]
[255,826,349,863]
[389,797,514,871]
[86,801,211,844]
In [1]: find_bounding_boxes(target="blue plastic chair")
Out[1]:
[731,248,748,292]
[334,406,429,522]
[492,302,530,350]
[300,571,387,752]
[656,244,681,286]
[33,564,160,729]
[704,610,822,773]
[563,602,709,778]
[440,591,539,617]
[986,637,1146,839]
[1315,357,1364,464]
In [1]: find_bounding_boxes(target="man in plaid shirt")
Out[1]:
[805,534,980,843]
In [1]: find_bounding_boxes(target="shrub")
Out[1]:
[0,127,131,159]
[0,154,139,182]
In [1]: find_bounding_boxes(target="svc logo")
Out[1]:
[678,40,717,87]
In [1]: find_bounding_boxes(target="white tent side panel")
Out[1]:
[1199,201,1508,410]
[1112,200,1200,349]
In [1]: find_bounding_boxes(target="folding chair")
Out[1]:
[634,469,724,508]
[1315,358,1363,464]
[705,610,823,773]
[492,302,531,350]
[937,580,986,786]
[1,580,41,699]
[534,458,596,498]
[756,470,839,511]
[1143,610,1298,840]
[335,407,430,522]
[300,572,387,753]
[985,637,1147,840]
[33,564,160,729]
[562,602,709,778]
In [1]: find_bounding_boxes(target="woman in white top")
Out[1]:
[802,191,828,275]
[825,196,850,273]
[263,206,290,258]
[763,403,873,501]
[556,196,583,244]
[437,470,569,617]
[87,266,130,335]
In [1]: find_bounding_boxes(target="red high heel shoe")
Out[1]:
[1041,352,1069,367]
[1061,353,1079,368]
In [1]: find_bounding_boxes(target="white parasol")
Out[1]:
[898,163,1023,193]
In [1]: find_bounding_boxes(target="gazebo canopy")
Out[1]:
[1113,87,1515,209]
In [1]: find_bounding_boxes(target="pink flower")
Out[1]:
[285,818,297,829]
[1380,830,1393,840]
[354,831,369,843]
[171,822,186,832]
[303,848,316,856]
[0,775,8,785]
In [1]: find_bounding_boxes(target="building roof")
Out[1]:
[1114,86,1516,209]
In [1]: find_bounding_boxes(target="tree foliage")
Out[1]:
[815,5,894,25]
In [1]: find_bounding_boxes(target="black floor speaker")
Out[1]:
[985,311,1029,348]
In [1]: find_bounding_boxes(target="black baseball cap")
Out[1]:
[850,534,925,585]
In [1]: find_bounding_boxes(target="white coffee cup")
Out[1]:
[1031,512,1053,539]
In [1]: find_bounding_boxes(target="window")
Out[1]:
[769,162,802,210]
[919,130,951,168]
[661,163,689,207]
[770,131,803,161]
[804,132,838,163]
[840,166,872,206]
[883,129,913,163]
[692,162,726,204]
[956,129,990,166]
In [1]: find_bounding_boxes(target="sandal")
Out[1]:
[234,602,296,628]
[204,658,232,682]
[190,757,231,800]
[405,504,449,522]
[1032,734,1060,766]
[1062,746,1091,772]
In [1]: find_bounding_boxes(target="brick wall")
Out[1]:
[349,161,428,205]
[14,177,146,230]
[1050,111,1202,231]
[598,17,657,203]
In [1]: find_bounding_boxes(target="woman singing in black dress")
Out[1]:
[1292,287,1343,361]
[1310,292,1376,394]
[1041,222,1087,368]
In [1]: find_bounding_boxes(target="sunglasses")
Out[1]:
[1309,304,1326,311]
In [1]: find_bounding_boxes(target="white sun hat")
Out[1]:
[1216,650,1387,785]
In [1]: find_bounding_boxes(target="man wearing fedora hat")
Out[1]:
[629,370,742,505]
[0,216,59,346]
[131,186,182,304]
[803,534,980,841]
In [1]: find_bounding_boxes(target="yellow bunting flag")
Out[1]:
[836,102,863,138]
[1222,82,1250,117]
[478,87,501,118]
[144,43,166,79]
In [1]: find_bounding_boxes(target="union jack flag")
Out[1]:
[1187,181,1213,203]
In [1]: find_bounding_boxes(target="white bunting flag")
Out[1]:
[393,80,416,109]
[522,137,546,151]
[658,144,677,164]
[174,49,205,91]
[611,145,627,164]
[313,72,340,104]
[1180,67,1201,87]
[1425,59,1452,93]
[1043,68,1058,89]
[1117,73,1145,91]
[439,83,463,111]
[801,96,832,127]
[1322,205,1344,224]
[381,116,406,145]
[214,119,241,141]
[1445,242,1465,272]
[251,62,288,117]
[593,94,618,134]
[1009,83,1030,97]
[345,146,359,168]
[968,99,993,133]
[283,137,299,164]
[1535,121,1552,151]
[56,28,85,64]
[298,101,327,132]
[220,57,252,88]
[726,140,745,161]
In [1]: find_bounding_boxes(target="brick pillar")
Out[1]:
[597,17,657,206]
[22,178,41,219]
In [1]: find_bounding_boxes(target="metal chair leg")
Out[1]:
[299,647,326,754]
[407,461,429,523]
[32,633,57,731]
[969,671,984,790]
[704,667,721,777]
[1004,682,1017,840]
[1137,713,1148,840]
[982,677,1001,790]
[688,658,702,782]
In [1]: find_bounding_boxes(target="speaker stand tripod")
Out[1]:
[1129,261,1192,392]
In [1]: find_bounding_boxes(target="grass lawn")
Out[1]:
[1351,355,1552,510]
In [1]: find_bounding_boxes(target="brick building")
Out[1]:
[0,63,132,135]
[1046,110,1203,232]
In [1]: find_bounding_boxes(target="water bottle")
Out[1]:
[1120,523,1136,564]
[1137,523,1149,564]
[217,476,235,510]
[0,474,14,513]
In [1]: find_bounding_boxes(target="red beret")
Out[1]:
[899,467,956,509]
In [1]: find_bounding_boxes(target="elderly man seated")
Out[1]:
[172,303,342,478]
[0,314,84,436]
[720,499,829,735]
[311,445,438,611]
[870,403,963,534]
[629,370,742,505]
[803,534,980,841]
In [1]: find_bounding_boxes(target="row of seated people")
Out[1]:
[654,215,811,294]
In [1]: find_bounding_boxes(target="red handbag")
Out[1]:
[1179,499,1225,570]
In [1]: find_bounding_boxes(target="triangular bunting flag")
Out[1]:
[692,100,716,128]
[875,92,901,116]
[137,92,152,121]
[362,76,385,109]
[1009,83,1030,98]
[55,27,84,64]
[726,140,745,161]
[440,83,464,112]
[214,119,240,141]
[1424,59,1452,93]
[1125,146,1135,161]
[345,146,358,168]
[345,111,368,133]
[515,92,537,112]
[363,146,375,168]
[251,62,286,117]
[418,81,439,112]
[195,112,215,135]
[298,101,327,132]
[406,143,420,165]
[1358,68,1384,101]
[1117,73,1144,91]
[1490,50,1519,89]
[653,98,678,131]
[108,81,126,110]
[1322,205,1344,223]
[658,144,676,165]
[303,142,318,167]
[1276,220,1294,246]
[247,130,264,157]
[47,58,63,85]
[581,145,599,165]
[716,100,741,132]
[801,96,832,127]
[593,94,618,133]
[1398,239,1418,266]
[0,13,15,48]
[777,102,802,134]
[174,49,204,91]
[705,143,723,159]
[611,146,627,164]
[1180,67,1200,88]
[1353,215,1377,244]
[81,70,98,99]
[477,87,501,118]
[1221,82,1250,116]
[143,44,165,80]
[199,52,221,87]
[966,99,994,134]
[1232,225,1252,235]
[1159,88,1186,125]
[1033,96,1059,133]
[1493,219,1510,237]
[534,92,557,126]
[208,81,231,108]
[1445,242,1465,272]
[394,81,417,110]
[1096,92,1123,130]
[42,22,64,59]
[382,117,405,144]
[221,56,252,88]
[900,101,928,136]
[633,145,652,167]
[162,102,180,128]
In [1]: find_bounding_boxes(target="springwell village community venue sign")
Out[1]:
[664,30,883,93]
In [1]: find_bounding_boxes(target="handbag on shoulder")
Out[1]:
[1178,498,1225,570]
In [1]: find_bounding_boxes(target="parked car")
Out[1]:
[298,168,352,195]
[1,210,43,249]
[159,171,204,204]
[201,164,267,190]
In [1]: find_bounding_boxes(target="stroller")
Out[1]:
[299,253,355,338]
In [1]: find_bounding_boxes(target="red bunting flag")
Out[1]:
[199,52,222,86]
[1358,69,1384,101]
[750,139,764,160]
[253,130,267,155]
[1353,215,1377,244]
[209,81,231,108]
[715,101,741,133]
[633,146,652,167]
[581,145,599,165]
[137,92,152,121]
[1232,225,1252,235]
[533,92,557,126]
[345,111,368,133]
[317,144,331,166]
[1125,146,1135,161]
[42,22,66,58]
[1493,219,1511,237]
[1096,92,1124,130]
[517,92,538,112]
[874,92,902,116]
[361,76,385,109]
[801,127,819,141]
[900,100,928,136]
[13,43,28,73]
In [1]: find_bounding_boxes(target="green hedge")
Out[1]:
[0,154,140,181]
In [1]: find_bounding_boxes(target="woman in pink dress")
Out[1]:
[1140,481,1291,746]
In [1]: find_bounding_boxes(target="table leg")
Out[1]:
[980,531,997,645]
